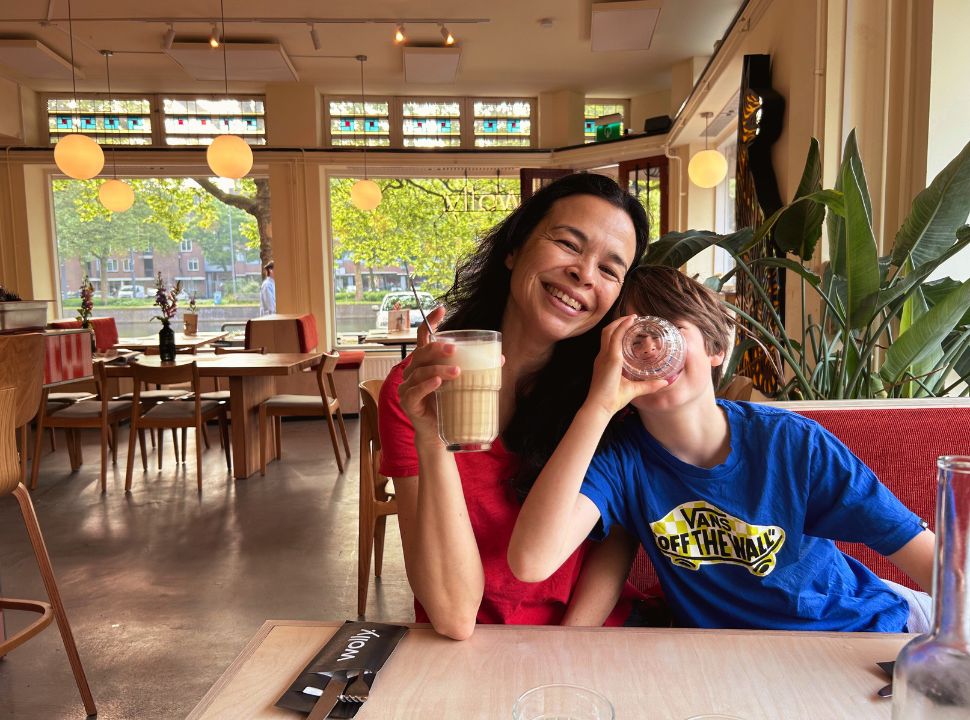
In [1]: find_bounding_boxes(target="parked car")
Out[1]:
[373,290,436,330]
[116,285,147,299]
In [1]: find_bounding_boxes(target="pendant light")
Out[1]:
[54,0,105,180]
[97,51,134,212]
[687,111,728,189]
[206,0,253,180]
[350,55,382,211]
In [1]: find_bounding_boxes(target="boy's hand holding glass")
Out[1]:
[586,315,667,417]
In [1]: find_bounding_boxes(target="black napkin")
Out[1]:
[275,621,408,718]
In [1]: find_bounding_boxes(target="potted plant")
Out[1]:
[646,130,970,400]
[152,272,182,361]
[77,275,96,352]
[183,292,199,336]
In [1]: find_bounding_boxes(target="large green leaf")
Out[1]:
[842,159,880,329]
[881,278,970,383]
[642,228,753,268]
[874,227,970,316]
[891,139,970,268]
[828,130,869,277]
[774,139,825,261]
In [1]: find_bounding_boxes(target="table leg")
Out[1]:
[29,388,49,490]
[400,344,408,360]
[228,375,276,480]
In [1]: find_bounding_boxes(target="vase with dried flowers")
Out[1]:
[183,291,199,336]
[152,272,182,361]
[77,275,96,352]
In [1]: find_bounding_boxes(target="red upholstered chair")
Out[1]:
[48,317,119,352]
[625,401,970,597]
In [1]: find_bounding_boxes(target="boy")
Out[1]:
[508,265,934,632]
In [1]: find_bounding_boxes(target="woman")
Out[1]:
[379,173,650,639]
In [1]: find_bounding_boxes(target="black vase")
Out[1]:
[158,318,176,361]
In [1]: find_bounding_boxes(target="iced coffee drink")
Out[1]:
[434,330,502,452]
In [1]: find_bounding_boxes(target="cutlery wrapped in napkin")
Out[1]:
[276,621,408,718]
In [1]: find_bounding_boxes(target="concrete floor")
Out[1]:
[0,418,413,719]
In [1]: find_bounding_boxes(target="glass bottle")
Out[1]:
[621,316,686,382]
[892,455,970,719]
[158,318,177,362]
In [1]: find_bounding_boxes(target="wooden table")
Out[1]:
[365,331,418,360]
[187,621,909,719]
[105,353,322,479]
[115,331,228,352]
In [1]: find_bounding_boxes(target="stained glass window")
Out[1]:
[162,97,266,146]
[48,97,152,145]
[473,100,533,148]
[328,100,390,147]
[584,102,626,143]
[402,100,461,148]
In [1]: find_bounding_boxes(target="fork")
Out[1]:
[339,671,372,703]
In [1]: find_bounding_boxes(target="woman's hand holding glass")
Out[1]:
[398,306,452,446]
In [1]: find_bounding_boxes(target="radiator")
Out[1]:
[360,353,400,381]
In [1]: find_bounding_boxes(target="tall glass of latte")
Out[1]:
[434,330,502,452]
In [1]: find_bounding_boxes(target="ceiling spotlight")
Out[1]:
[209,24,220,48]
[309,23,321,51]
[163,23,176,50]
[439,24,455,46]
[393,24,406,44]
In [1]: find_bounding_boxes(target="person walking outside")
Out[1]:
[260,260,276,316]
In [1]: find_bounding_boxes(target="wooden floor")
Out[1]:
[0,417,413,720]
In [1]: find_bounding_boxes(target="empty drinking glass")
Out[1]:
[512,684,614,720]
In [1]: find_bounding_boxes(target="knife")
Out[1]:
[305,672,351,720]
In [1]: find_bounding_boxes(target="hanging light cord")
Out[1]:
[358,55,368,180]
[67,0,78,127]
[103,51,117,178]
[220,0,229,97]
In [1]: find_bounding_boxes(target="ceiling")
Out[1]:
[0,0,743,99]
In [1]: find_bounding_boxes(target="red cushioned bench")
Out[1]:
[627,399,970,599]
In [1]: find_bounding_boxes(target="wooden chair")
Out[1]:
[125,360,230,492]
[357,380,397,616]
[0,334,46,485]
[42,361,141,492]
[0,384,97,715]
[259,352,351,475]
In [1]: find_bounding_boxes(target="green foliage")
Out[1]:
[329,177,519,297]
[650,132,970,400]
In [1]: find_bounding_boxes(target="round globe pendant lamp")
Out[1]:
[206,0,252,179]
[350,55,382,211]
[55,0,105,180]
[687,111,728,189]
[97,51,134,212]
[207,134,253,180]
[99,178,134,212]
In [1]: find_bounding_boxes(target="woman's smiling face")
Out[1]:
[503,194,637,344]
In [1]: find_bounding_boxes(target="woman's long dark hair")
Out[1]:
[438,173,650,501]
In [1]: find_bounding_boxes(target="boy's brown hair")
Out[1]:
[620,265,734,386]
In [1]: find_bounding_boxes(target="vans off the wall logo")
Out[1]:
[650,501,786,577]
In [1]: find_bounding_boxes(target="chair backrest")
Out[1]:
[314,352,340,405]
[48,316,119,351]
[245,313,318,352]
[359,379,384,502]
[130,359,200,391]
[0,333,45,428]
[0,386,20,497]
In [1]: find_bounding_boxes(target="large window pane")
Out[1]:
[402,100,461,148]
[52,177,269,337]
[329,176,520,342]
[328,100,390,146]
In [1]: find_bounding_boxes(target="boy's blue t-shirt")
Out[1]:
[581,400,925,631]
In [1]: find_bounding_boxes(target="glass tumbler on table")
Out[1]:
[434,330,502,453]
[512,684,615,720]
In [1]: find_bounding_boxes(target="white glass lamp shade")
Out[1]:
[206,134,253,179]
[54,134,105,180]
[351,179,382,211]
[687,149,728,188]
[98,179,135,212]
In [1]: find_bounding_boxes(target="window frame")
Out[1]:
[180,239,193,253]
[187,258,201,272]
[105,258,119,273]
[584,98,631,144]
[324,95,395,147]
